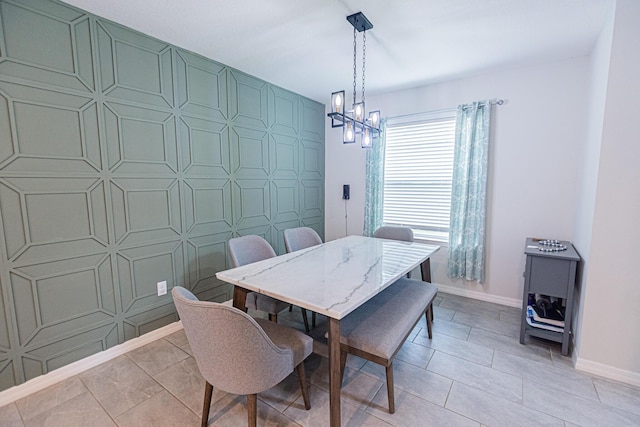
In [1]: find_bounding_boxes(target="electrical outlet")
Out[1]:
[157,280,167,296]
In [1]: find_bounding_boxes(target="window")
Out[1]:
[382,111,456,242]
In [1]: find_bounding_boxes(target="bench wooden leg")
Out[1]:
[385,363,395,414]
[426,305,433,339]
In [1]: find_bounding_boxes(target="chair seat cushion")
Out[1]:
[256,318,313,366]
[339,278,438,360]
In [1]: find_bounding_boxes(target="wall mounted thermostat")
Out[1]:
[343,184,350,200]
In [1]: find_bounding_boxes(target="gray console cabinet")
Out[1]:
[519,238,580,356]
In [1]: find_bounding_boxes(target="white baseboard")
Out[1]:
[436,283,522,308]
[575,357,640,388]
[0,321,184,407]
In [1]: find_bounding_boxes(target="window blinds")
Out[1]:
[382,115,456,242]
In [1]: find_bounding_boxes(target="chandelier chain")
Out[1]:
[352,27,358,107]
[362,30,366,107]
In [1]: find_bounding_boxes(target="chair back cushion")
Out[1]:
[228,235,276,267]
[172,287,293,395]
[373,226,414,242]
[284,227,323,253]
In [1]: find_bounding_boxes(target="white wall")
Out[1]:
[325,57,591,304]
[572,4,614,363]
[576,0,640,383]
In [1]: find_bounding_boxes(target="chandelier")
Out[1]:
[327,12,381,148]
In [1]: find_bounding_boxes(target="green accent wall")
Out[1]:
[0,0,325,391]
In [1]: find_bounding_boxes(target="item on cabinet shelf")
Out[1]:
[533,297,565,322]
[535,239,567,252]
[527,304,565,328]
[525,314,564,333]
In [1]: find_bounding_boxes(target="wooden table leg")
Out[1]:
[420,258,432,283]
[233,286,249,312]
[328,317,341,427]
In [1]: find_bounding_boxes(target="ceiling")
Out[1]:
[60,0,615,104]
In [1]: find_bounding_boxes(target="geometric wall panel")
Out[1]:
[21,323,118,381]
[0,82,100,173]
[301,179,323,219]
[10,253,115,346]
[186,232,232,295]
[301,139,324,180]
[300,97,325,141]
[235,224,272,246]
[232,179,270,229]
[0,358,17,391]
[179,116,230,177]
[117,241,184,313]
[228,70,268,129]
[110,178,181,247]
[123,305,178,341]
[230,126,269,178]
[183,178,232,236]
[271,179,299,223]
[96,20,173,108]
[270,133,299,178]
[268,85,298,135]
[0,177,108,264]
[0,1,94,92]
[175,49,227,122]
[104,102,178,175]
[0,0,324,392]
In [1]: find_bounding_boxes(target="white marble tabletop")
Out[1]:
[216,235,439,319]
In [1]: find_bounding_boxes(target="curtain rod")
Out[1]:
[388,98,504,121]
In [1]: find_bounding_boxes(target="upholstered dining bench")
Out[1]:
[338,277,438,413]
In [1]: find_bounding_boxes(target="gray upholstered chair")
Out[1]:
[283,227,323,328]
[172,286,312,427]
[373,225,434,321]
[373,225,414,242]
[374,225,414,279]
[228,235,310,332]
[283,227,323,254]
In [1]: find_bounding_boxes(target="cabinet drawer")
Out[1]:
[528,256,572,297]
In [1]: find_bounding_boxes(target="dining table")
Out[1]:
[216,234,439,426]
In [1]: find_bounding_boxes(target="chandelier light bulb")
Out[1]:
[354,104,363,121]
[370,111,379,128]
[346,128,354,140]
[362,128,372,148]
[344,121,355,143]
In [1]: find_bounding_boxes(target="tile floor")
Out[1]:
[2,293,640,426]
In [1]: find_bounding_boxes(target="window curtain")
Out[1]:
[448,101,491,282]
[363,118,387,236]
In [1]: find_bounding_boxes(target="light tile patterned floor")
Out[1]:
[2,293,640,426]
